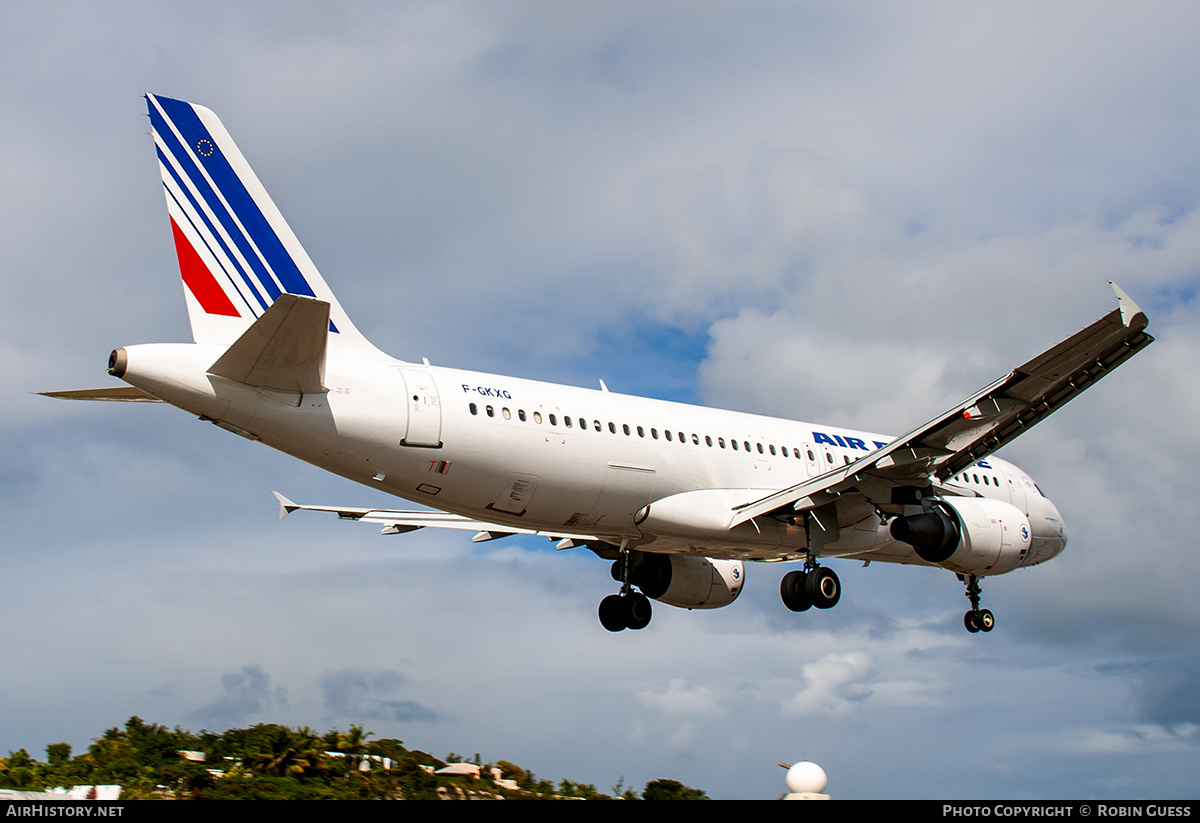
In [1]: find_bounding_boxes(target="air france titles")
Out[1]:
[812,431,888,451]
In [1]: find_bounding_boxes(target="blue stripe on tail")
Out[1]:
[149,96,319,304]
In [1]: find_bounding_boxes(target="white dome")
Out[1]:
[785,761,827,794]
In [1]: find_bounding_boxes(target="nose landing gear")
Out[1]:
[961,574,994,633]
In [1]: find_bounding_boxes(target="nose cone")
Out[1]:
[1027,494,1067,565]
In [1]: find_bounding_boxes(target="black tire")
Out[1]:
[806,566,841,609]
[964,610,981,633]
[978,608,995,632]
[780,570,812,612]
[626,593,653,630]
[599,594,627,632]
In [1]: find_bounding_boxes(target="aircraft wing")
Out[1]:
[273,492,601,545]
[729,282,1153,528]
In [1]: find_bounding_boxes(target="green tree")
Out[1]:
[0,749,46,790]
[46,743,71,770]
[239,725,327,778]
[334,724,373,772]
[642,778,709,800]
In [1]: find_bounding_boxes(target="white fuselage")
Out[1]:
[115,338,1067,574]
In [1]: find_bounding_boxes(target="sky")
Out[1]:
[3,1,1199,800]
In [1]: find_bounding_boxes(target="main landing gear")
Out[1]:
[599,545,653,632]
[598,591,652,632]
[780,561,841,612]
[960,574,995,633]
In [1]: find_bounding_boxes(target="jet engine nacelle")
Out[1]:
[618,553,745,609]
[889,497,1033,575]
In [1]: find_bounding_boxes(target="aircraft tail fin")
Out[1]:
[145,94,376,350]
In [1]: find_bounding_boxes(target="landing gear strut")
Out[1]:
[598,543,653,632]
[780,559,841,612]
[960,574,995,633]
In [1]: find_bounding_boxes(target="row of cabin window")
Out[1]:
[957,472,998,487]
[468,403,852,466]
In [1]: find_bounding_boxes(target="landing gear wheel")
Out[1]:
[626,593,652,630]
[599,594,628,632]
[598,592,654,632]
[806,566,841,609]
[960,574,995,634]
[780,570,812,612]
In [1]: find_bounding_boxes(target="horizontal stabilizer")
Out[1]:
[38,387,163,402]
[209,294,329,393]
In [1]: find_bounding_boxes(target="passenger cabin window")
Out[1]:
[469,403,478,415]
[502,407,511,420]
[533,411,542,424]
[518,409,526,421]
[486,405,495,417]
[549,414,557,426]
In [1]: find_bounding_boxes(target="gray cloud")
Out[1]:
[1137,657,1200,729]
[195,665,284,728]
[321,668,441,724]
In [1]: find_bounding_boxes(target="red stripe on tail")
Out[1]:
[170,218,240,317]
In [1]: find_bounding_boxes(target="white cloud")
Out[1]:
[637,679,724,718]
[1064,724,1200,757]
[781,651,873,718]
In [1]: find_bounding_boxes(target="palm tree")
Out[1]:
[243,725,326,777]
[335,725,374,772]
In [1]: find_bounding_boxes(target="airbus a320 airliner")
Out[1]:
[46,95,1153,634]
